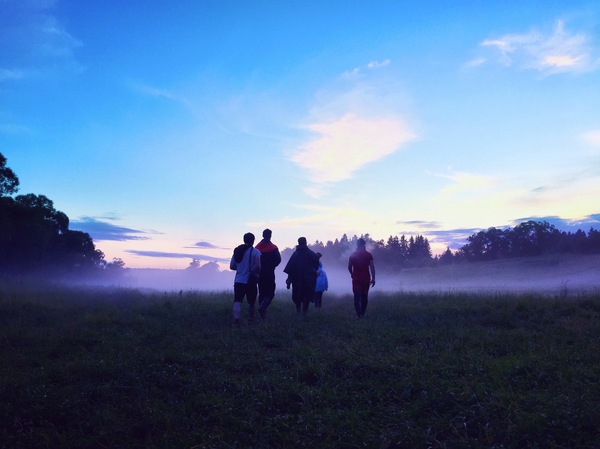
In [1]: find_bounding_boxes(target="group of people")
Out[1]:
[229,229,376,324]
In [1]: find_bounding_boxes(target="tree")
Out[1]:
[0,154,107,274]
[0,153,19,197]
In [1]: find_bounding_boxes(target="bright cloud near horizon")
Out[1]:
[1,0,599,269]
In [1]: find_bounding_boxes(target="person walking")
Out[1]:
[348,238,375,318]
[314,252,328,308]
[255,228,281,319]
[283,237,319,315]
[230,232,261,325]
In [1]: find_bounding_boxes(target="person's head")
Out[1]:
[357,238,366,248]
[262,228,272,240]
[243,232,255,245]
[297,236,307,246]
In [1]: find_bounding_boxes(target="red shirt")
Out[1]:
[349,248,373,282]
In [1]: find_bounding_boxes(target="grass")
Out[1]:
[1,282,599,449]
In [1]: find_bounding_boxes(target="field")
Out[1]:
[1,282,600,448]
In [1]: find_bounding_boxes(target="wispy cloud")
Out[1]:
[190,241,222,249]
[367,59,391,69]
[0,2,83,78]
[477,19,598,74]
[129,82,192,108]
[397,220,441,230]
[0,69,24,81]
[343,59,392,78]
[126,250,229,262]
[435,170,496,197]
[582,129,600,152]
[71,217,151,241]
[291,113,415,194]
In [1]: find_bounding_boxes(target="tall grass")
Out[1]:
[1,282,599,448]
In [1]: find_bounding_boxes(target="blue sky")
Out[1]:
[1,0,599,269]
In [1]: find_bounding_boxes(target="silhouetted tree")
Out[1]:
[0,153,19,197]
[0,153,108,274]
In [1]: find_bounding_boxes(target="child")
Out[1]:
[314,252,329,308]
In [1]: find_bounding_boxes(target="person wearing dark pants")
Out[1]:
[348,238,375,318]
[284,237,319,315]
[255,229,281,319]
[230,232,261,325]
[314,252,328,308]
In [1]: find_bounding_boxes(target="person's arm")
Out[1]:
[369,260,376,287]
[347,258,353,276]
[230,255,236,271]
[274,248,282,267]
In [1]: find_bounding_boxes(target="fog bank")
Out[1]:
[79,254,600,296]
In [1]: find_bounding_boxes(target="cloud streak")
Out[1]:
[126,250,229,262]
[71,217,151,241]
[291,113,415,190]
[477,19,598,74]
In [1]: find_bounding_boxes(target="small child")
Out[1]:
[314,252,329,308]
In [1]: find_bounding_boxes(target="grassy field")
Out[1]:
[1,282,599,449]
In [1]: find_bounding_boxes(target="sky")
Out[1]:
[1,0,600,269]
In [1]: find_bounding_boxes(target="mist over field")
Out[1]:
[84,254,600,296]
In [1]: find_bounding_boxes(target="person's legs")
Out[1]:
[258,277,276,318]
[247,282,258,321]
[314,291,323,308]
[353,291,362,317]
[360,290,369,317]
[291,286,301,313]
[233,283,245,323]
[300,283,312,315]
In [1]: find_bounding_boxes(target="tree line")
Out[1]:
[2,151,598,276]
[283,220,600,273]
[0,152,122,276]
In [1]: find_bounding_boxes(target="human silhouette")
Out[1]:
[230,232,261,324]
[314,252,328,308]
[255,228,281,319]
[283,237,319,315]
[348,238,375,318]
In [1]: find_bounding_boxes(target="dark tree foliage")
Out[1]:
[282,220,600,273]
[0,153,19,197]
[281,232,435,272]
[0,152,107,274]
[459,220,600,261]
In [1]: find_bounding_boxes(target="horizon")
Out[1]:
[2,1,599,269]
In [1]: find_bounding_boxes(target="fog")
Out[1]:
[77,254,600,297]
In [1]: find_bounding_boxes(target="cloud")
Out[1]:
[478,19,598,74]
[129,82,193,109]
[70,217,151,241]
[367,59,391,69]
[0,69,24,81]
[425,227,483,249]
[126,250,229,262]
[0,2,83,78]
[191,241,221,249]
[582,129,600,152]
[343,59,391,78]
[291,113,416,188]
[435,170,496,197]
[397,220,441,230]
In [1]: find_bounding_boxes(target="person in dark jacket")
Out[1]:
[283,237,319,315]
[255,228,282,319]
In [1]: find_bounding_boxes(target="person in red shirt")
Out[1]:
[348,238,376,318]
[255,229,281,319]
